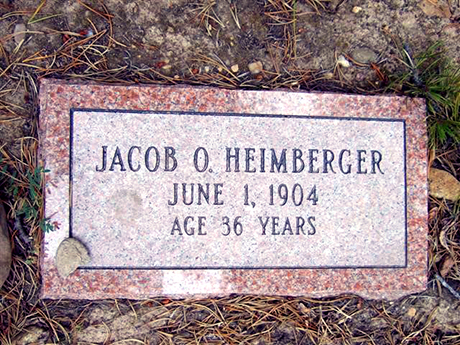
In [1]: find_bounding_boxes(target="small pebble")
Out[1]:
[337,55,351,68]
[231,64,239,73]
[14,23,26,45]
[248,61,263,74]
[407,307,417,317]
[351,47,378,64]
[55,238,90,277]
[125,2,139,16]
[352,6,362,13]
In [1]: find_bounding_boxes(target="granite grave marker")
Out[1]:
[39,79,428,299]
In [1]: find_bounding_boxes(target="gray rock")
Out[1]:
[13,23,26,45]
[55,238,90,277]
[12,326,49,345]
[76,305,171,343]
[337,55,351,68]
[351,47,378,64]
[248,61,263,74]
[0,203,11,288]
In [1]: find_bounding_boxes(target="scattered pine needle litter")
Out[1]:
[0,0,459,343]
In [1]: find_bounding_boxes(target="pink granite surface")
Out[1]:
[39,79,427,300]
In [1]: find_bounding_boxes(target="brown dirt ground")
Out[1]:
[1,0,460,344]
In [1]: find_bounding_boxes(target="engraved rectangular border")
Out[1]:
[69,108,408,270]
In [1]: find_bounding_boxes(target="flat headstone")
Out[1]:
[39,79,428,300]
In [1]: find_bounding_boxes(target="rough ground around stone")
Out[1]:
[1,0,460,343]
[0,203,11,288]
[428,168,460,201]
[68,292,460,343]
[55,238,90,277]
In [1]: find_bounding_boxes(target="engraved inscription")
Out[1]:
[94,146,384,239]
[71,111,406,269]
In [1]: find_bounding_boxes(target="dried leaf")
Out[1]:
[419,0,452,18]
[429,168,460,201]
[439,230,449,251]
[440,257,455,277]
[298,302,310,315]
[428,206,438,222]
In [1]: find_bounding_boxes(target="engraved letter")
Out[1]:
[259,217,270,235]
[182,183,194,206]
[371,150,384,174]
[194,147,209,172]
[128,146,141,172]
[282,218,294,235]
[296,217,306,235]
[323,149,336,173]
[109,146,126,171]
[245,148,256,173]
[184,216,194,235]
[308,149,319,173]
[168,183,179,206]
[338,149,351,174]
[165,147,178,172]
[96,145,107,172]
[260,148,266,173]
[307,216,316,235]
[271,149,287,173]
[214,183,224,205]
[197,184,210,205]
[357,150,367,174]
[226,147,240,172]
[292,148,305,173]
[171,217,183,235]
[271,217,280,235]
[198,216,207,235]
[145,146,160,172]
